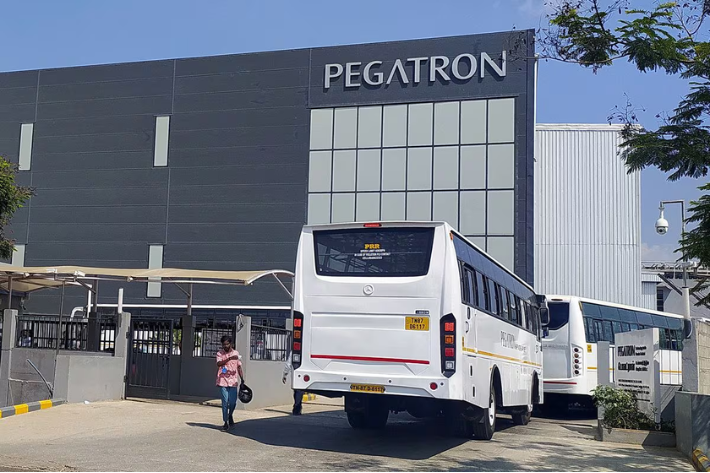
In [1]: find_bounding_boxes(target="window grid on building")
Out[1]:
[307,99,516,270]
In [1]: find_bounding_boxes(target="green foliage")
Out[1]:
[592,385,656,431]
[542,1,710,303]
[680,183,710,305]
[0,157,33,260]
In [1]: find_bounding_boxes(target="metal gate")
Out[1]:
[126,318,177,399]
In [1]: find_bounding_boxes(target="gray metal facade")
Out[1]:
[0,30,535,313]
[534,124,642,307]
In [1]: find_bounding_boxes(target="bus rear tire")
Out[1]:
[512,409,531,426]
[473,377,497,440]
[346,397,389,430]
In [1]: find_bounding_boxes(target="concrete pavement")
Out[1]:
[0,399,693,471]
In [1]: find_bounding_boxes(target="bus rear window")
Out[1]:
[313,228,435,277]
[547,302,570,331]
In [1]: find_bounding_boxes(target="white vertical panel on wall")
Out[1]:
[308,151,332,193]
[11,244,25,266]
[358,107,382,148]
[147,244,164,298]
[334,108,358,149]
[381,193,406,221]
[434,102,460,145]
[154,116,170,167]
[308,194,331,225]
[461,100,487,145]
[534,124,642,306]
[310,109,334,150]
[382,105,407,147]
[408,103,433,146]
[19,123,34,171]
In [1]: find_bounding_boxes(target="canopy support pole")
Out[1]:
[272,274,293,300]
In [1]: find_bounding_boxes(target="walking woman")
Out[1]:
[216,335,245,431]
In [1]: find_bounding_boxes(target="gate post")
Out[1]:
[0,309,18,407]
[236,316,251,379]
[115,312,131,359]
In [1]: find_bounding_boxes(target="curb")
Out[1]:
[0,399,65,419]
[693,449,710,472]
[302,393,316,402]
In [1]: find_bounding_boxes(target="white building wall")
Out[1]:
[534,124,641,306]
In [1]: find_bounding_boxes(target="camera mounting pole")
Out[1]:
[658,200,689,319]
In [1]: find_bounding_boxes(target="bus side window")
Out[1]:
[612,321,622,336]
[488,279,499,315]
[510,295,519,326]
[458,262,468,304]
[469,268,479,307]
[475,271,486,311]
[499,286,510,320]
[481,276,491,312]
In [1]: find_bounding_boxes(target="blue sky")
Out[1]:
[1,0,700,260]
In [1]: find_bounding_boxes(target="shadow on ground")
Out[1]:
[188,410,516,462]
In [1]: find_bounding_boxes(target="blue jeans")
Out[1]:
[220,386,238,423]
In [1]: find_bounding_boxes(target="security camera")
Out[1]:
[655,217,669,235]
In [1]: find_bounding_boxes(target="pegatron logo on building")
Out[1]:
[324,52,507,89]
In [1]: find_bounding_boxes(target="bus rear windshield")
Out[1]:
[547,302,570,331]
[313,227,435,277]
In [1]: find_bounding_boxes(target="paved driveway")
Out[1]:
[0,399,692,471]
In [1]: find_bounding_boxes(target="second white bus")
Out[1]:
[541,295,686,411]
[291,221,549,439]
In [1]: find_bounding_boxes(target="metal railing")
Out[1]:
[15,314,117,354]
[250,324,290,361]
[193,317,235,358]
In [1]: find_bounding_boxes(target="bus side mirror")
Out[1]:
[540,307,550,327]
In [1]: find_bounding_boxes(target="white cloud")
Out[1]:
[641,242,678,262]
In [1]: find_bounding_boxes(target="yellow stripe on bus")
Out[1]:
[462,345,541,368]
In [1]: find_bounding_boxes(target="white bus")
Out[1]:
[541,295,686,411]
[291,221,549,439]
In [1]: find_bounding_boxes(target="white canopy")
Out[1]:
[0,264,294,294]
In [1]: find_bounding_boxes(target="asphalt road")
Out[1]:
[0,399,692,471]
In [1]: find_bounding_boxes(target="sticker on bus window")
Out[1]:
[355,244,391,261]
[587,344,592,353]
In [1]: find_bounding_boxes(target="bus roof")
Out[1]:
[302,221,446,231]
[544,294,685,319]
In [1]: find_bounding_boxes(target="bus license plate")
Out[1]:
[405,316,429,331]
[350,384,386,394]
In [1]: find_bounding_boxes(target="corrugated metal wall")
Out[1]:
[640,273,660,310]
[534,124,642,306]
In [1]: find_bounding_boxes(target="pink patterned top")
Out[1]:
[216,349,242,387]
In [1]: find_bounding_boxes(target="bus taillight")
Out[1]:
[440,314,456,378]
[292,311,304,369]
[572,345,583,376]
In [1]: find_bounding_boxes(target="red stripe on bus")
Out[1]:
[311,354,430,365]
[543,381,578,385]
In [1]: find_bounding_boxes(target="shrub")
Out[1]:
[592,385,657,431]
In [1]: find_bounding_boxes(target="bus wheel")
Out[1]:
[512,408,531,426]
[347,411,368,429]
[473,377,497,440]
[365,403,389,429]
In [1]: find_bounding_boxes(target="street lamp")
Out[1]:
[656,200,691,319]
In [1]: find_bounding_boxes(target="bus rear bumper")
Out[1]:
[542,378,588,395]
[293,372,452,399]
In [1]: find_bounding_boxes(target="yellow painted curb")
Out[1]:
[692,448,710,472]
[302,393,316,402]
[0,399,63,420]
